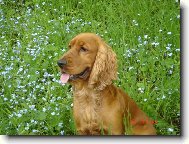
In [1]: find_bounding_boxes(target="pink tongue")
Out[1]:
[60,74,70,84]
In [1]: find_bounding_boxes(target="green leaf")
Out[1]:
[35,112,47,121]
[137,82,145,89]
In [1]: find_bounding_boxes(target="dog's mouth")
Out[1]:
[60,68,90,84]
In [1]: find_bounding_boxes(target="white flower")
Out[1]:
[167,128,174,132]
[162,95,166,99]
[60,130,64,135]
[167,32,172,35]
[36,85,40,88]
[143,98,147,102]
[168,53,172,57]
[151,42,159,47]
[128,67,134,71]
[51,112,55,115]
[17,113,22,117]
[32,129,38,133]
[144,35,148,39]
[166,47,171,50]
[29,105,35,110]
[58,123,63,127]
[143,41,148,45]
[43,108,46,112]
[167,43,172,47]
[138,87,144,93]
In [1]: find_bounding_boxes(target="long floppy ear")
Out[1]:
[89,41,117,90]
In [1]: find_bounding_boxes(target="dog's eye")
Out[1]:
[80,47,88,52]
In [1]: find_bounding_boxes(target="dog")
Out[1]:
[57,33,156,135]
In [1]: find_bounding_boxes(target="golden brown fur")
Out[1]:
[58,33,156,135]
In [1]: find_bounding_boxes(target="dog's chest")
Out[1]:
[73,89,101,124]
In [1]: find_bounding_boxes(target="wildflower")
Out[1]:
[167,32,172,35]
[169,70,173,75]
[143,41,148,45]
[58,123,63,127]
[24,109,28,113]
[162,95,166,99]
[138,36,142,43]
[29,105,35,110]
[51,112,55,115]
[166,47,171,50]
[36,85,40,88]
[168,53,172,57]
[144,98,147,102]
[60,130,64,135]
[18,67,23,72]
[128,67,134,71]
[167,43,172,47]
[32,129,38,133]
[138,87,144,93]
[151,42,159,47]
[167,128,174,132]
[17,113,22,117]
[42,97,46,101]
[132,20,138,26]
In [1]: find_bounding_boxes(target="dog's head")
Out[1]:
[58,33,117,90]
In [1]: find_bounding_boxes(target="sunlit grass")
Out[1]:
[0,0,180,135]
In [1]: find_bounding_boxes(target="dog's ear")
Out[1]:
[89,41,117,90]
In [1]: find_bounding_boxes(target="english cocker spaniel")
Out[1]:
[57,33,156,135]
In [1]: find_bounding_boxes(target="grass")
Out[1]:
[0,0,180,135]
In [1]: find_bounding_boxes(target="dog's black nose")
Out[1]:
[57,59,67,68]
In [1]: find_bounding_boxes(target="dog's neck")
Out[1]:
[70,79,87,91]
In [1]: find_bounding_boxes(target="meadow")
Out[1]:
[0,0,180,135]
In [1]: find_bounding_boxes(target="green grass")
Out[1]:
[0,0,180,135]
